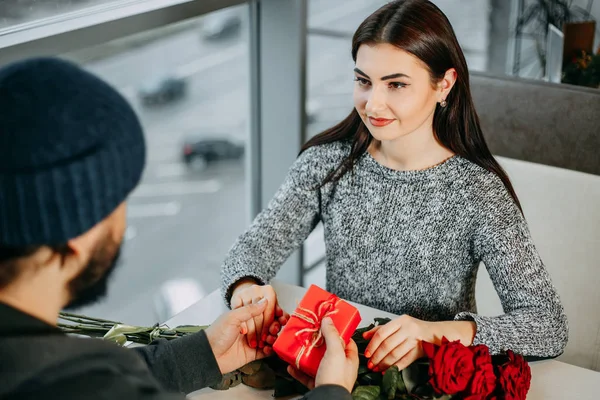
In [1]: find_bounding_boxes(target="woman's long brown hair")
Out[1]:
[301,0,521,210]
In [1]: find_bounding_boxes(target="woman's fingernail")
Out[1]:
[374,367,380,372]
[365,350,371,358]
[262,333,267,341]
[250,340,256,348]
[259,341,265,349]
[367,361,374,369]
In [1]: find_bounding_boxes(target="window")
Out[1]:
[65,4,250,326]
[0,0,119,29]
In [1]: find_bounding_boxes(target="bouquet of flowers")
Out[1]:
[341,318,532,400]
[57,312,206,345]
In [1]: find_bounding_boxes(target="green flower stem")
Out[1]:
[59,311,122,325]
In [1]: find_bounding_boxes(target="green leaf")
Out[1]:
[354,323,376,337]
[173,325,208,334]
[103,324,151,343]
[359,372,383,386]
[396,369,407,394]
[352,385,381,400]
[374,318,392,326]
[105,333,127,346]
[358,364,370,375]
[382,366,399,399]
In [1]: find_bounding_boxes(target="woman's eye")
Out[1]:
[390,82,407,89]
[354,77,370,86]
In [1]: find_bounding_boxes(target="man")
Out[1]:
[0,57,357,399]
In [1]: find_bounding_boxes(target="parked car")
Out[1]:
[200,8,243,40]
[138,76,186,106]
[182,136,244,171]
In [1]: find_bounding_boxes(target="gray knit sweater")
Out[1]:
[221,140,568,357]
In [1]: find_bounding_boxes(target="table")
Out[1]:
[164,281,599,399]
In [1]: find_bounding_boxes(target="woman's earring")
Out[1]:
[440,99,447,108]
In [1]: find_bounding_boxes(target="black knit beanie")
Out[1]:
[0,57,146,246]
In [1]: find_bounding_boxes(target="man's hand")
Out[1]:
[205,298,275,374]
[287,317,359,393]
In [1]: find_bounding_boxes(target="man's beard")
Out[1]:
[63,236,123,310]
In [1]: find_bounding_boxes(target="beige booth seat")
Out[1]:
[470,73,600,371]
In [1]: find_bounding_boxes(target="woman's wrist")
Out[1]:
[427,321,476,346]
[231,277,260,298]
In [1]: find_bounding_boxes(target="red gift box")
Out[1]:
[273,284,362,377]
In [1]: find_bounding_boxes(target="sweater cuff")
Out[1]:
[223,273,267,308]
[454,311,500,354]
[168,329,223,392]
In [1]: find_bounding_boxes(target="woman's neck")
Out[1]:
[370,128,454,171]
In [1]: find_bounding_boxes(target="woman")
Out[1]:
[221,0,568,372]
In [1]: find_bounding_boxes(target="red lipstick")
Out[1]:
[368,117,394,127]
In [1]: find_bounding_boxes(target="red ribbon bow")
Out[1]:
[292,294,340,369]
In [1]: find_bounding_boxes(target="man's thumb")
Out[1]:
[321,317,344,352]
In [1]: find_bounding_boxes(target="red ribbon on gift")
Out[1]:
[292,294,340,369]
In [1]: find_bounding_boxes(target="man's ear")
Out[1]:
[62,221,108,281]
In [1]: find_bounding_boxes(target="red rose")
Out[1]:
[466,345,496,397]
[472,345,492,368]
[498,351,531,400]
[422,337,475,395]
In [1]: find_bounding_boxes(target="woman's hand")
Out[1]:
[364,315,476,371]
[230,280,289,350]
[363,315,430,371]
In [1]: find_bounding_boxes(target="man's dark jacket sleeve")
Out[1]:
[133,329,352,400]
[133,330,222,394]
